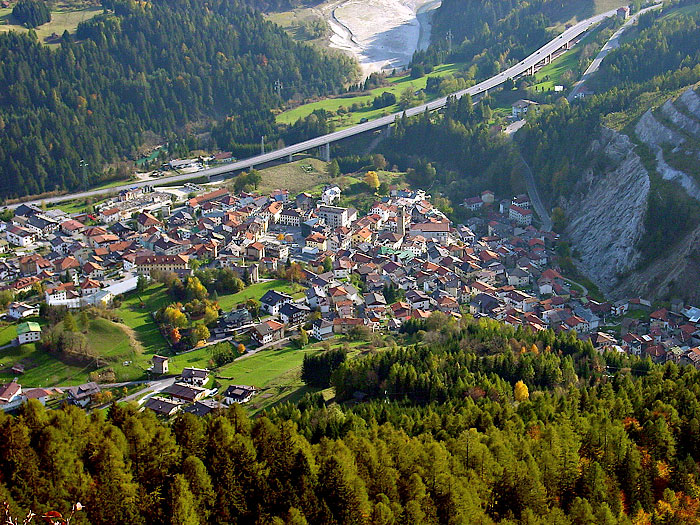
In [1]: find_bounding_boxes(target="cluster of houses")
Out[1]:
[0,363,256,415]
[143,364,256,417]
[4,176,700,413]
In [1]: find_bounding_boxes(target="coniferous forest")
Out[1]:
[0,0,355,199]
[3,315,700,524]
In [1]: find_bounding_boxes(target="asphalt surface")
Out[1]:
[515,150,552,232]
[568,4,662,101]
[8,7,623,210]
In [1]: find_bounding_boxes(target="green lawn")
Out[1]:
[0,323,18,348]
[0,6,101,45]
[109,285,174,380]
[276,63,464,128]
[530,25,605,92]
[253,158,332,196]
[0,343,91,387]
[84,318,134,361]
[218,339,378,414]
[661,3,700,21]
[217,280,304,311]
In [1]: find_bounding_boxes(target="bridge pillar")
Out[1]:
[287,154,293,163]
[384,124,392,138]
[321,143,330,162]
[566,40,572,50]
[544,54,550,65]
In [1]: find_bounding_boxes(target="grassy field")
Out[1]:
[661,2,700,21]
[250,157,332,196]
[116,285,171,354]
[217,280,304,312]
[530,24,605,92]
[0,6,101,45]
[218,339,373,414]
[83,318,135,361]
[547,0,626,31]
[0,323,18,348]
[276,63,464,128]
[0,343,90,387]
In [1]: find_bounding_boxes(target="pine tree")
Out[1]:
[63,312,78,333]
[169,475,200,525]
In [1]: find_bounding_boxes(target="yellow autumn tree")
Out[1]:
[514,380,529,402]
[364,171,380,191]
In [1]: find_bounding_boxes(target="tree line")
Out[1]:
[0,0,355,198]
[4,313,700,523]
[516,7,700,264]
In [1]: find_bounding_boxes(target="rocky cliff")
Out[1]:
[563,87,700,301]
[563,127,650,297]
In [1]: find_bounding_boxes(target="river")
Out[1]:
[328,0,441,77]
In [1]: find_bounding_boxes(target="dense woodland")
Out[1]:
[351,94,523,211]
[12,0,51,28]
[413,0,629,78]
[3,315,700,523]
[0,0,354,199]
[516,7,700,262]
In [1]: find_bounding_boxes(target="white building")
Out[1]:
[321,185,341,205]
[6,225,35,247]
[16,322,42,345]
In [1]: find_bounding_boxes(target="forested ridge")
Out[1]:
[413,0,583,78]
[0,0,354,199]
[3,315,700,523]
[516,6,700,261]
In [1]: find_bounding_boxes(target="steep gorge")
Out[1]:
[563,87,700,302]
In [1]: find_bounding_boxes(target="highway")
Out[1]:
[568,3,662,101]
[8,7,623,210]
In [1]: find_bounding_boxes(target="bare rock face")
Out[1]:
[634,93,700,202]
[678,88,700,120]
[634,108,684,147]
[564,127,649,296]
[661,98,700,138]
[615,222,700,304]
[564,89,700,301]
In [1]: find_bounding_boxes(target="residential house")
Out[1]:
[163,382,208,403]
[245,242,265,261]
[219,308,253,331]
[151,355,169,374]
[223,385,257,404]
[260,289,293,315]
[305,232,327,251]
[144,396,183,417]
[318,205,351,229]
[279,302,311,326]
[66,382,100,407]
[311,318,334,340]
[180,367,210,386]
[16,322,42,345]
[7,302,38,320]
[512,99,538,118]
[184,399,225,417]
[6,225,36,247]
[136,212,162,232]
[251,319,285,346]
[509,205,533,226]
[0,381,23,412]
[406,290,431,311]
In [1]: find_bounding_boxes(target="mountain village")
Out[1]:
[1,177,698,416]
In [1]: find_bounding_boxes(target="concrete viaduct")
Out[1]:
[8,7,623,209]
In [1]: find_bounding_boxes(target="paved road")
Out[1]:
[120,376,177,405]
[568,4,662,101]
[7,8,623,210]
[515,149,552,232]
